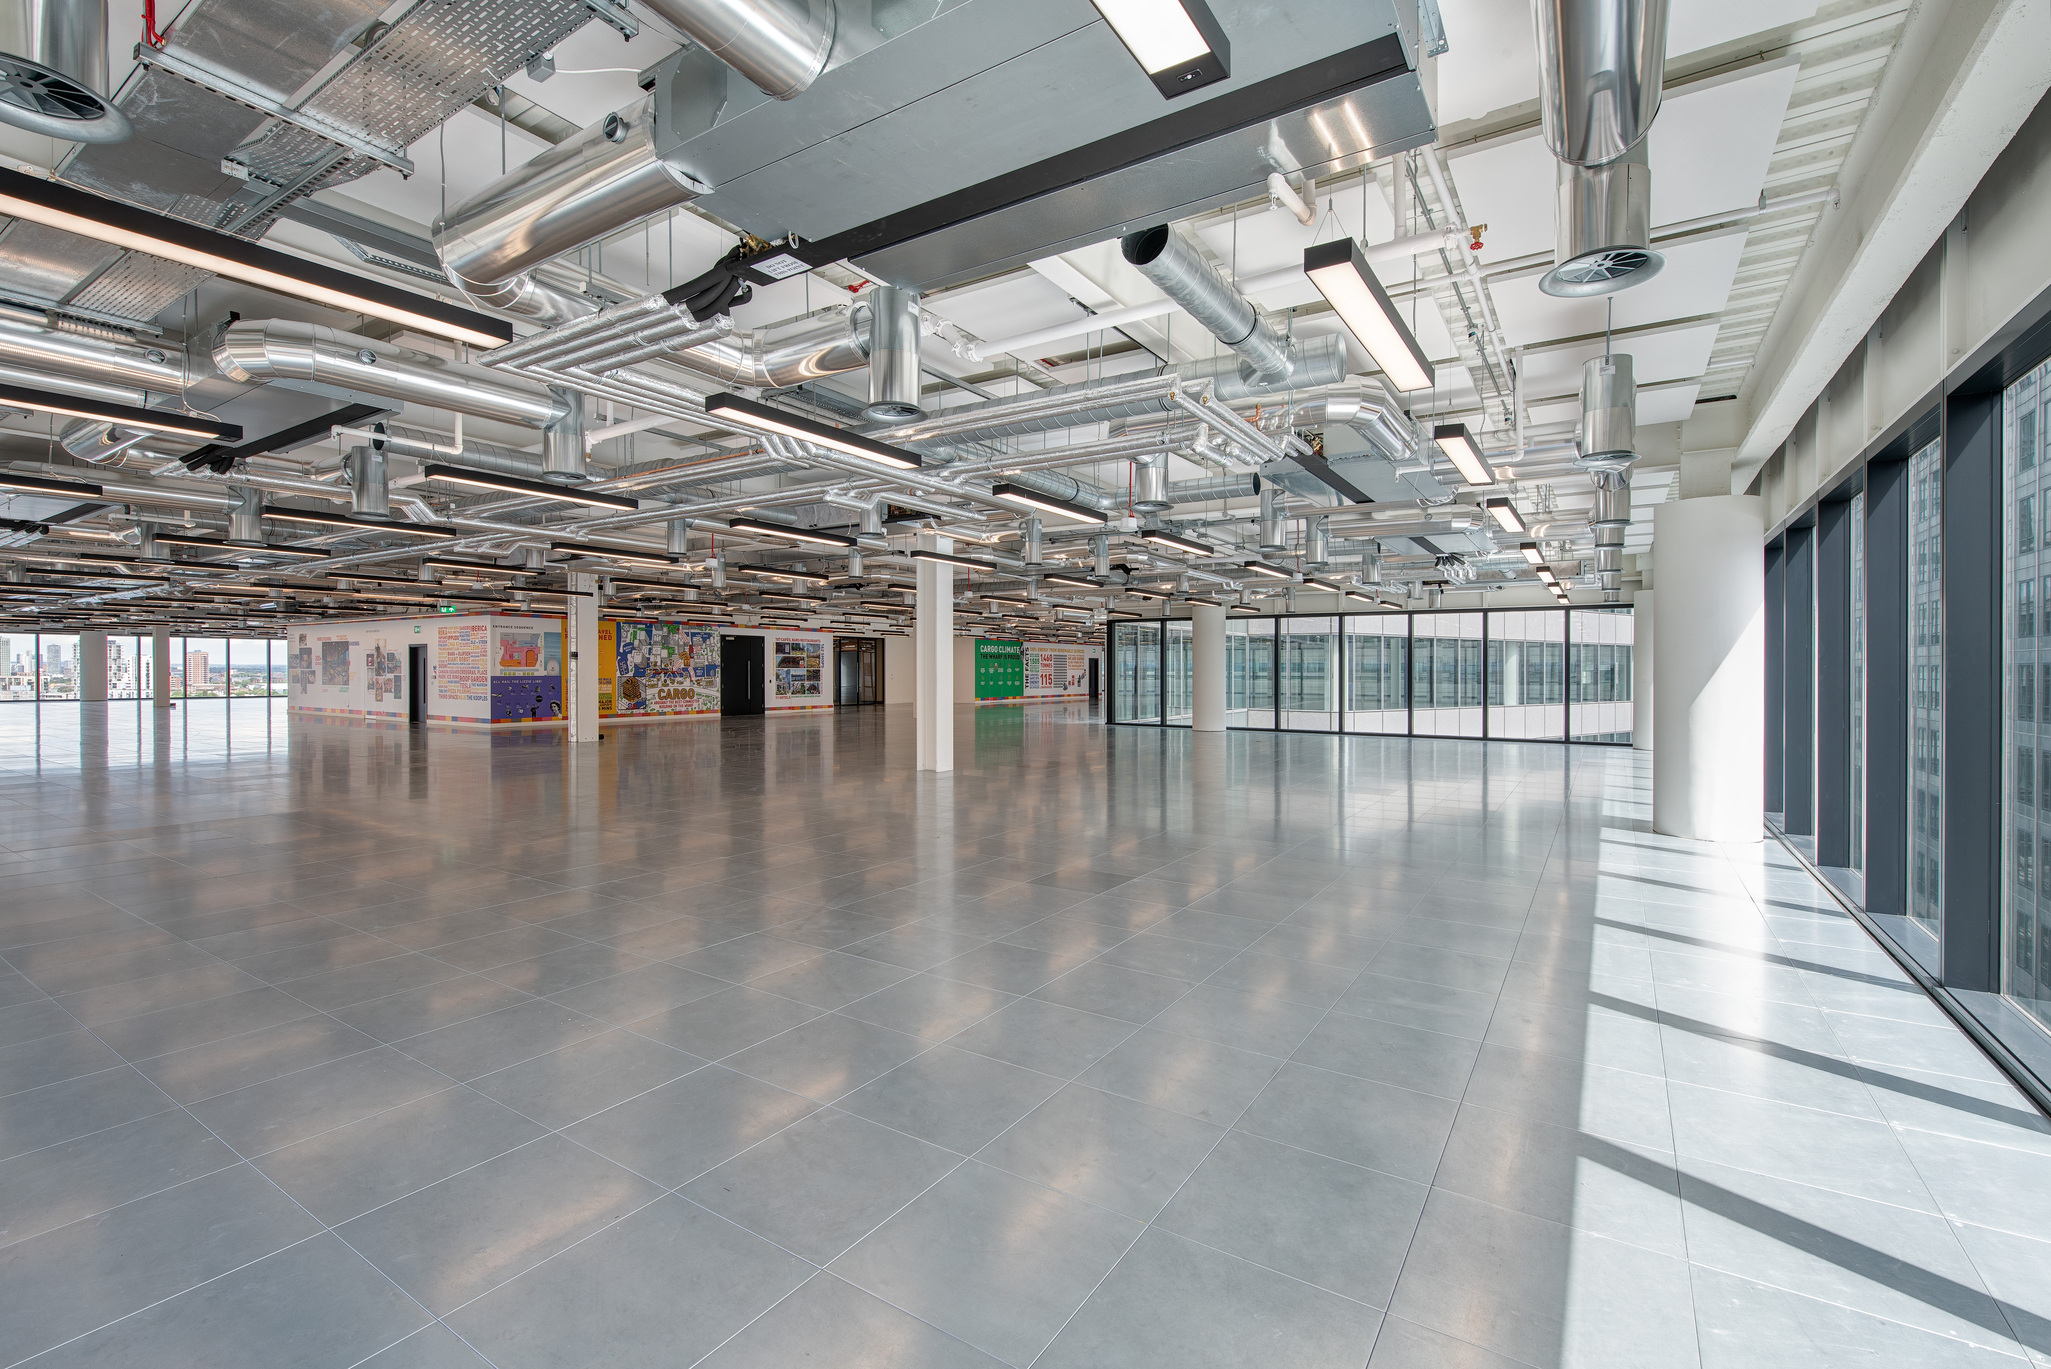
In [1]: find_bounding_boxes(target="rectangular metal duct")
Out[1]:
[655,0,1437,291]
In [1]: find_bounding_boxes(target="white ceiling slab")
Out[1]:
[922,271,1090,343]
[1447,60,1796,265]
[1434,0,1818,127]
[1518,321,1719,397]
[1490,227,1747,347]
[504,21,662,131]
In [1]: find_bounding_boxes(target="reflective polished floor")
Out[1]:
[3,700,2051,1367]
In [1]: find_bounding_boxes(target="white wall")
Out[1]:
[883,633,914,704]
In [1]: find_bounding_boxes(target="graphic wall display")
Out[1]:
[319,639,352,688]
[490,623,562,721]
[1024,644,1096,697]
[974,639,1025,698]
[436,624,488,705]
[366,639,402,703]
[614,620,720,714]
[773,638,823,699]
[292,634,313,694]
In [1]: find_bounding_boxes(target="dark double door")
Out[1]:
[721,635,765,715]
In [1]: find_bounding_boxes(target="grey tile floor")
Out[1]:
[1,699,2050,1366]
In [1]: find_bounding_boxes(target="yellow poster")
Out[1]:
[597,621,616,715]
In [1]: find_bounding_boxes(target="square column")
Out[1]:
[915,533,953,772]
[77,631,107,702]
[1191,603,1225,731]
[567,572,600,743]
[1652,495,1764,841]
[151,626,171,709]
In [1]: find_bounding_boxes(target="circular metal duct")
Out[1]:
[0,2,130,143]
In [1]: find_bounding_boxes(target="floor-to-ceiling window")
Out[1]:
[1850,493,1867,873]
[1279,616,1338,730]
[2007,365,2049,1023]
[1224,615,1273,728]
[1909,438,1944,943]
[1112,622,1161,723]
[1164,620,1193,725]
[1569,609,1634,743]
[1343,614,1408,734]
[35,634,78,701]
[1487,609,1566,740]
[1412,612,1483,737]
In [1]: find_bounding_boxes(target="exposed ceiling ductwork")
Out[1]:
[1121,226,1292,386]
[1534,0,1669,298]
[640,0,839,101]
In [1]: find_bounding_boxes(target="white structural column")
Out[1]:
[1653,495,1764,840]
[1631,590,1653,751]
[915,532,954,771]
[566,572,600,743]
[1191,603,1225,731]
[150,626,170,709]
[77,631,107,702]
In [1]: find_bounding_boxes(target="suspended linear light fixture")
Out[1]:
[0,383,240,442]
[907,547,993,571]
[1241,560,1293,580]
[726,515,857,548]
[0,471,103,498]
[549,540,675,567]
[736,563,831,584]
[1520,542,1545,566]
[1040,572,1103,589]
[990,483,1106,523]
[1088,0,1231,97]
[1303,239,1434,393]
[705,393,924,471]
[420,558,529,578]
[1484,497,1527,533]
[1137,527,1213,556]
[261,506,460,537]
[0,169,508,348]
[152,532,331,559]
[1433,423,1495,487]
[421,464,640,510]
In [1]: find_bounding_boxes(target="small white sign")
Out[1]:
[748,253,811,280]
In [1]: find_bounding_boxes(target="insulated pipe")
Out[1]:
[659,305,870,389]
[345,447,390,520]
[0,310,180,391]
[638,0,837,100]
[1121,226,1293,384]
[215,321,564,428]
[1258,484,1285,551]
[58,420,151,465]
[432,97,707,314]
[541,389,588,483]
[227,487,263,544]
[1533,0,1670,167]
[863,287,923,421]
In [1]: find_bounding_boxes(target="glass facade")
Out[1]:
[0,635,282,703]
[2009,365,2049,1025]
[1568,609,1636,743]
[1849,492,1866,872]
[1279,616,1338,731]
[1909,438,1943,942]
[1111,607,1631,744]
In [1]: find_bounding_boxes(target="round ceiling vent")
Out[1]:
[0,51,130,143]
[1539,246,1665,298]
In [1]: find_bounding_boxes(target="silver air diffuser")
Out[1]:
[0,1,129,143]
[1541,144,1662,297]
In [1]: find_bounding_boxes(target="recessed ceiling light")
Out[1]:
[1089,0,1231,97]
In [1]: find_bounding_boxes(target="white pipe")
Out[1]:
[1268,173,1315,227]
[587,413,674,446]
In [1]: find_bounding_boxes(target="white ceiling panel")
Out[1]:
[1636,382,1702,426]
[1447,60,1794,265]
[922,272,1089,342]
[1490,227,1747,347]
[1518,322,1719,398]
[1434,0,1818,126]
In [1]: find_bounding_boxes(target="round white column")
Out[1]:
[1192,603,1225,732]
[1631,590,1653,751]
[1653,496,1764,841]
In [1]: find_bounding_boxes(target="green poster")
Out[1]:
[974,639,1024,699]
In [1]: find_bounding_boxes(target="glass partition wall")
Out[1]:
[1111,607,1633,744]
[2009,365,2050,1027]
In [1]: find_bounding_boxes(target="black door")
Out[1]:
[407,645,426,724]
[1087,657,1100,702]
[721,635,765,715]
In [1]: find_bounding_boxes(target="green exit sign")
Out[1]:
[437,605,460,614]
